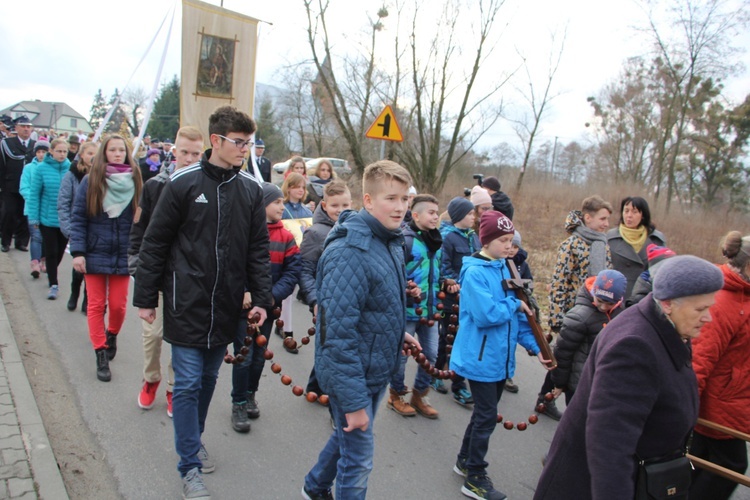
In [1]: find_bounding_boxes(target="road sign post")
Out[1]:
[366,105,403,159]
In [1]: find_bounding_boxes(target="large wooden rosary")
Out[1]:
[223,287,556,429]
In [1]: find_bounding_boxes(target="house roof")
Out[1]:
[0,100,89,129]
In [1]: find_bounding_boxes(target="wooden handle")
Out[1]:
[688,454,750,487]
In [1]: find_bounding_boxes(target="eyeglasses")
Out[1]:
[216,135,253,150]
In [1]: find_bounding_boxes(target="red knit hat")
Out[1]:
[647,244,676,267]
[479,210,515,246]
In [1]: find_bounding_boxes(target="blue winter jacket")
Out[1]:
[450,255,540,382]
[440,222,480,280]
[26,154,70,227]
[314,209,407,413]
[282,200,313,219]
[69,175,134,275]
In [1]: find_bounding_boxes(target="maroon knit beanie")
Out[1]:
[479,210,515,246]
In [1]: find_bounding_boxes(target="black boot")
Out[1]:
[106,331,117,361]
[246,392,260,419]
[67,286,80,311]
[68,272,83,311]
[96,349,111,382]
[81,290,88,315]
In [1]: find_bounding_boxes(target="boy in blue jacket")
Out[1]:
[303,161,420,500]
[451,210,552,500]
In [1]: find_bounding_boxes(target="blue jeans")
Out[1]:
[28,223,42,261]
[390,320,438,393]
[458,379,505,476]
[231,315,271,403]
[304,388,386,499]
[171,344,226,477]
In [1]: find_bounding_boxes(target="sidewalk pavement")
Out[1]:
[0,292,69,500]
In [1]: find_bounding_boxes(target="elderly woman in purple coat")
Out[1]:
[534,255,724,500]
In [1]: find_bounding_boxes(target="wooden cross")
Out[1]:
[502,259,557,368]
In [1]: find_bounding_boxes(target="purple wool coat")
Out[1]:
[534,293,698,500]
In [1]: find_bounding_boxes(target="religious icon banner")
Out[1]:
[181,0,259,140]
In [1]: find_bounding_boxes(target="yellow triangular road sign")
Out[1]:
[365,105,404,142]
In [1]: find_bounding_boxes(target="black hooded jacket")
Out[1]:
[133,156,273,348]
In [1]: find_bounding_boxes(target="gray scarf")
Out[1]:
[574,225,608,276]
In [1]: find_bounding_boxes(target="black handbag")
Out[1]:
[635,454,692,500]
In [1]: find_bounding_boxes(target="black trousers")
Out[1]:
[39,225,68,287]
[0,192,29,248]
[458,379,505,476]
[690,432,748,500]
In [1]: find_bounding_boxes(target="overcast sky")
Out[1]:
[1,0,748,151]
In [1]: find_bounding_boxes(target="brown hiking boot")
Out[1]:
[411,387,439,419]
[387,388,416,417]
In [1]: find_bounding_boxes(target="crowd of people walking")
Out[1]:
[1,108,748,500]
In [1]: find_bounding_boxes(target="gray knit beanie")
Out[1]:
[448,197,474,224]
[512,230,522,249]
[262,182,283,207]
[653,255,724,300]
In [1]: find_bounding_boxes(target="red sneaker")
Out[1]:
[166,391,173,418]
[138,381,160,409]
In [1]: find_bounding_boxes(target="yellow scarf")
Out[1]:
[619,223,648,253]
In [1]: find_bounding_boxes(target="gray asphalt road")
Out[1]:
[6,249,750,499]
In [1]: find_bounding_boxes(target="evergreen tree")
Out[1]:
[254,96,289,163]
[89,89,108,132]
[106,88,127,134]
[147,75,180,141]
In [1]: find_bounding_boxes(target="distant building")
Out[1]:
[0,100,93,135]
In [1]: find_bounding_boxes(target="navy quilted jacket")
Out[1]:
[69,175,133,275]
[314,209,407,413]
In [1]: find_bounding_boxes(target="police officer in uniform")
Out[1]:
[0,115,35,252]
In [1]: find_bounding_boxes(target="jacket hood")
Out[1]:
[574,276,598,307]
[565,210,584,234]
[313,202,335,227]
[267,220,285,231]
[459,254,505,277]
[440,221,475,239]
[721,264,750,295]
[512,247,528,266]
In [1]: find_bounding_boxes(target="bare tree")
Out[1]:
[511,26,567,192]
[121,87,148,137]
[302,0,388,174]
[641,0,748,211]
[395,0,511,194]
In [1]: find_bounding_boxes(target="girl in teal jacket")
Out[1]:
[26,138,70,299]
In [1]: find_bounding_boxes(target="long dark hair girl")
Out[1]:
[86,134,142,216]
